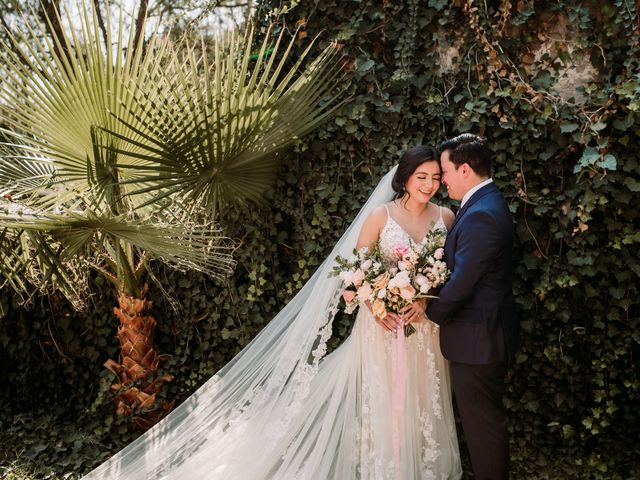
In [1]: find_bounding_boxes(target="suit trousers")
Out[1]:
[450,361,509,480]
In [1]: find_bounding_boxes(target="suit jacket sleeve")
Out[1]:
[427,209,502,324]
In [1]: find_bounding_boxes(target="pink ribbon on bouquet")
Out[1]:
[391,325,407,480]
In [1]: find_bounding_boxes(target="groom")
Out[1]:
[425,134,519,479]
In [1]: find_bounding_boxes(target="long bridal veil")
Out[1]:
[82,166,399,480]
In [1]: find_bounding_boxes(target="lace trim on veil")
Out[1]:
[82,167,400,480]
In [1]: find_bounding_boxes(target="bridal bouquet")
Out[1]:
[331,226,450,336]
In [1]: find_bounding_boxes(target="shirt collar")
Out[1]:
[460,178,493,209]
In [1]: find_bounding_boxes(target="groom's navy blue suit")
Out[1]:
[427,181,519,480]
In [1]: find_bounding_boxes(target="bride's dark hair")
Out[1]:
[391,145,439,200]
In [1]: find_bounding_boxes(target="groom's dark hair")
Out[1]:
[438,133,492,178]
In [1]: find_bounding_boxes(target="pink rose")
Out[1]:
[392,243,410,259]
[342,289,356,304]
[434,248,444,260]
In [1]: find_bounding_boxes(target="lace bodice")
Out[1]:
[378,204,447,262]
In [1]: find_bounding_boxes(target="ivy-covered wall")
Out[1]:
[1,1,639,479]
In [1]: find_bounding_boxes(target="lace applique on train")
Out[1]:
[80,169,462,480]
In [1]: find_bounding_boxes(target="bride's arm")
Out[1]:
[355,205,385,251]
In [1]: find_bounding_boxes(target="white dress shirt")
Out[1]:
[460,178,493,209]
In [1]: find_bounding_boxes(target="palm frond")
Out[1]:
[0,2,171,215]
[0,141,55,199]
[0,224,89,310]
[0,205,236,282]
[1,3,345,215]
[0,227,32,301]
[102,25,347,213]
[0,1,344,305]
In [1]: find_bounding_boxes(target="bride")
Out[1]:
[82,146,462,480]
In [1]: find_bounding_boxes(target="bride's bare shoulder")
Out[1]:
[440,206,455,229]
[364,204,390,227]
[356,204,390,250]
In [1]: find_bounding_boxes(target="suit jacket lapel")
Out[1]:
[448,182,497,233]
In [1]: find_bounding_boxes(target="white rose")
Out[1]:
[357,282,373,302]
[352,268,365,287]
[394,271,411,288]
[339,270,353,286]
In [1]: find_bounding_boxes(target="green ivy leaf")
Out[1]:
[573,146,600,173]
[356,59,375,73]
[428,0,448,10]
[598,153,617,171]
[560,122,580,133]
[624,177,640,192]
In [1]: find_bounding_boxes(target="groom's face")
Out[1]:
[440,150,464,201]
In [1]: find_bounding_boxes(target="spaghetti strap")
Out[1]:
[382,203,390,216]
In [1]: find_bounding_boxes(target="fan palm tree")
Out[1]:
[0,2,344,429]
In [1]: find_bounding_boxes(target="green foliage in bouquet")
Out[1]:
[330,225,448,336]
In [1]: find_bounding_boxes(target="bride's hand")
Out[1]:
[376,311,403,332]
[399,298,427,325]
[365,300,402,331]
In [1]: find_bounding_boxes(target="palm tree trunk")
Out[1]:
[40,0,73,68]
[132,0,149,59]
[104,284,174,430]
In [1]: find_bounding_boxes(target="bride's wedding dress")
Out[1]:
[82,167,462,480]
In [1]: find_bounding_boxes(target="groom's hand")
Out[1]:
[400,298,427,324]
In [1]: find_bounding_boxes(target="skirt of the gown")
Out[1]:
[168,307,462,480]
